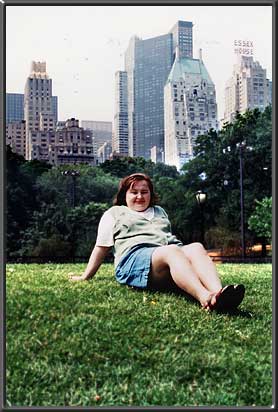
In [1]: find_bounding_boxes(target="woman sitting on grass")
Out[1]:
[70,173,245,311]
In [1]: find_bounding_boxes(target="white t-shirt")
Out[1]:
[96,207,155,247]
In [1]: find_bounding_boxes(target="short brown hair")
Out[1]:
[113,173,159,206]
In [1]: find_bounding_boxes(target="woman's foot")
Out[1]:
[201,291,218,311]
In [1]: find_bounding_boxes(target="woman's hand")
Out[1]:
[68,273,87,282]
[68,246,110,283]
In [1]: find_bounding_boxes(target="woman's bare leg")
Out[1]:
[150,245,214,308]
[181,243,222,294]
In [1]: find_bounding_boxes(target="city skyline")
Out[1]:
[6,5,272,122]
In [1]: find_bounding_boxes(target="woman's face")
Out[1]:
[126,179,151,212]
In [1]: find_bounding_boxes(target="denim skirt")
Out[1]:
[115,244,157,289]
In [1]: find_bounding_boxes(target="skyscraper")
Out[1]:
[113,71,128,156]
[6,93,26,157]
[124,35,139,157]
[123,20,193,160]
[164,49,218,170]
[6,93,24,123]
[169,20,193,60]
[125,33,173,158]
[24,61,56,159]
[223,55,271,124]
[81,120,112,156]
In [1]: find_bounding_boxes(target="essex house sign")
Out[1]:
[234,39,254,56]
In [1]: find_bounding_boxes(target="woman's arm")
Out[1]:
[69,245,111,281]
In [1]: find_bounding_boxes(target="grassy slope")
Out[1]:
[6,263,272,407]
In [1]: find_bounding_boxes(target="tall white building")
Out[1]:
[223,55,272,124]
[24,61,56,159]
[124,35,138,157]
[164,49,218,170]
[113,71,128,156]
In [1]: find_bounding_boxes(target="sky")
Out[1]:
[6,5,272,123]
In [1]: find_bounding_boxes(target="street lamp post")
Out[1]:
[195,190,207,245]
[223,142,252,260]
[238,143,246,259]
[61,169,80,207]
[61,169,80,262]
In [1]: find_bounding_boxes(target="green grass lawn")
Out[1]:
[6,263,272,407]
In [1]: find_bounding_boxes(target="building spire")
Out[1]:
[30,61,48,79]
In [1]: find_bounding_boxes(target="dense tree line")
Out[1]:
[6,106,272,260]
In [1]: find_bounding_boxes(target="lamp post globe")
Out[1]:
[195,190,207,245]
[196,190,207,206]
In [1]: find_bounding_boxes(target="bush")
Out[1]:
[248,197,272,242]
[205,226,241,254]
[32,235,72,258]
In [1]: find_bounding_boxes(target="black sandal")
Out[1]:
[210,284,245,311]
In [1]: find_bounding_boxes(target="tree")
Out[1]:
[19,165,117,258]
[66,202,109,257]
[6,146,43,257]
[248,197,272,256]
